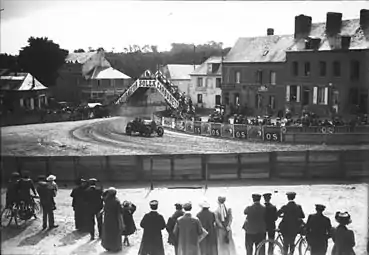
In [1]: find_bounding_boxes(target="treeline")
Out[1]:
[0,39,231,85]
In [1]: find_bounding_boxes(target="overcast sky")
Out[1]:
[1,0,368,55]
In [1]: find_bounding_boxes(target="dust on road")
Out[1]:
[2,117,369,156]
[1,183,368,255]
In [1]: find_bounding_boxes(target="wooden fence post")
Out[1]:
[170,155,175,180]
[135,155,144,181]
[339,151,346,179]
[269,152,277,179]
[150,157,154,190]
[304,150,310,179]
[237,154,242,179]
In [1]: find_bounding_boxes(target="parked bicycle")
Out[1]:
[1,195,41,227]
[255,228,310,255]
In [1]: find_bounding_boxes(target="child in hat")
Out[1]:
[121,200,137,246]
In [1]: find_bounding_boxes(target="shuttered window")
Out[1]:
[313,87,318,104]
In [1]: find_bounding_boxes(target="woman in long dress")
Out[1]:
[331,211,356,255]
[214,196,237,255]
[101,187,124,252]
[121,200,137,246]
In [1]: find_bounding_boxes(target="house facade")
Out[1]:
[222,29,290,116]
[189,56,222,109]
[55,49,132,103]
[160,64,199,95]
[0,71,49,112]
[284,10,369,117]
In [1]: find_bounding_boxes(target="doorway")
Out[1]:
[215,95,221,105]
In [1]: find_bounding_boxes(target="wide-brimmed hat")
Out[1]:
[46,175,56,181]
[199,200,210,208]
[335,211,352,225]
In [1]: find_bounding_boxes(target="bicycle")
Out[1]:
[255,229,310,255]
[1,195,41,227]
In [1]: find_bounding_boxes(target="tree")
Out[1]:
[18,37,68,87]
[74,49,85,53]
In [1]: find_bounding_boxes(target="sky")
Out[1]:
[1,0,368,55]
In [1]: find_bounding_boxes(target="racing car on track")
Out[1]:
[125,117,164,137]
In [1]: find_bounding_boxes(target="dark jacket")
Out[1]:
[139,211,166,255]
[243,202,266,234]
[278,201,305,235]
[36,181,54,209]
[166,209,185,245]
[331,225,356,255]
[70,185,88,210]
[264,202,278,231]
[305,213,332,244]
[122,203,137,236]
[84,185,103,214]
[18,178,37,202]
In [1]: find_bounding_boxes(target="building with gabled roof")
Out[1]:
[189,56,223,109]
[0,71,49,112]
[159,64,199,95]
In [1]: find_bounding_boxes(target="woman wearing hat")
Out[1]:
[331,211,356,255]
[101,187,124,252]
[214,196,237,255]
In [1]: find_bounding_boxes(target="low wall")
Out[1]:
[158,117,369,145]
[1,150,368,183]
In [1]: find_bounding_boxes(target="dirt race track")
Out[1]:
[1,183,368,255]
[2,117,369,156]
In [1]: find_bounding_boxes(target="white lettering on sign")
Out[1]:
[138,79,156,87]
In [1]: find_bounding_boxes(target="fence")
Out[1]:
[157,117,369,144]
[1,150,368,183]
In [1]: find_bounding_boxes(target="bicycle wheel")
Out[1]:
[1,207,14,227]
[298,237,311,255]
[256,239,284,255]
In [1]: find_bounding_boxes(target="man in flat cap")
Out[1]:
[243,194,266,255]
[277,192,305,255]
[166,203,185,255]
[85,178,103,240]
[139,200,166,255]
[263,193,278,255]
[305,204,332,255]
[70,178,89,231]
[5,172,21,209]
[174,201,205,255]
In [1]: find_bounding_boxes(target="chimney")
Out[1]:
[311,37,322,50]
[326,12,342,36]
[294,15,312,39]
[267,28,274,36]
[341,35,351,49]
[360,9,369,30]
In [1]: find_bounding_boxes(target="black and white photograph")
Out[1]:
[0,0,368,255]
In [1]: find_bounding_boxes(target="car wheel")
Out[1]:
[157,127,164,137]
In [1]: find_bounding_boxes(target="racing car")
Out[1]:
[125,117,164,137]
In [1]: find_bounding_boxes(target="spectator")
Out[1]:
[46,175,58,210]
[70,178,89,231]
[37,175,58,230]
[174,201,205,255]
[214,196,237,255]
[331,212,356,255]
[166,203,185,255]
[197,200,218,255]
[243,194,266,255]
[305,204,332,255]
[138,200,166,255]
[85,178,103,240]
[263,193,278,255]
[101,187,124,252]
[121,200,137,246]
[18,171,38,218]
[277,192,305,255]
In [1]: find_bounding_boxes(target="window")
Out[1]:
[234,93,240,106]
[255,94,262,109]
[304,62,311,76]
[205,78,209,88]
[215,95,221,105]
[333,61,341,77]
[286,85,300,102]
[212,63,220,73]
[292,61,299,76]
[319,61,326,76]
[216,78,221,88]
[270,71,276,85]
[235,71,241,83]
[97,80,101,87]
[350,60,360,81]
[269,95,276,109]
[197,77,203,87]
[316,87,328,105]
[197,94,203,104]
[256,70,263,84]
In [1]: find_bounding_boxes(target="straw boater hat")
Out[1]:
[46,175,56,181]
[200,200,210,208]
[106,187,117,196]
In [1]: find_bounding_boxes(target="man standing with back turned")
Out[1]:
[263,193,278,255]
